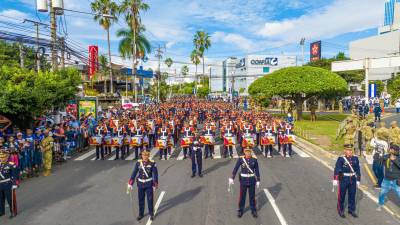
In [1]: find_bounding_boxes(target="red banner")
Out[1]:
[88,45,99,79]
[310,41,321,62]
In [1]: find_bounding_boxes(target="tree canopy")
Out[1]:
[307,52,364,83]
[249,66,348,120]
[0,66,81,128]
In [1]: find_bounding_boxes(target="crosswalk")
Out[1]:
[73,144,310,162]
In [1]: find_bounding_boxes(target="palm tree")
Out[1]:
[91,0,119,94]
[164,58,173,99]
[193,31,211,81]
[190,50,201,95]
[119,0,150,102]
[116,26,151,60]
[181,65,189,86]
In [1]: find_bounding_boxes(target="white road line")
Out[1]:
[125,151,136,160]
[177,147,185,160]
[91,148,115,161]
[145,191,166,225]
[75,149,96,161]
[108,154,117,160]
[232,146,239,158]
[263,188,288,225]
[149,147,159,160]
[292,146,310,158]
[213,145,221,159]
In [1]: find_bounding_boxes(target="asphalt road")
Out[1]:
[1,142,399,225]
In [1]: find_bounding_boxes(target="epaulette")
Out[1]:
[240,156,245,158]
[9,162,15,165]
[150,159,155,163]
[138,159,142,162]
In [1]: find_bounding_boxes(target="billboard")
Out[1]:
[88,45,99,80]
[310,41,322,62]
[78,100,97,119]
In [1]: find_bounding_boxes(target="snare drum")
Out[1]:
[180,137,193,147]
[287,135,296,144]
[123,135,131,145]
[129,136,142,147]
[104,135,112,146]
[243,137,255,148]
[201,135,215,145]
[157,139,167,149]
[111,136,123,147]
[89,135,102,146]
[223,135,236,146]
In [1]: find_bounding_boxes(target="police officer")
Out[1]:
[127,150,158,221]
[190,140,203,178]
[229,148,260,218]
[333,144,361,218]
[0,148,18,218]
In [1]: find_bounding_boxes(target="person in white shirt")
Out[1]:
[395,100,400,114]
[370,137,389,188]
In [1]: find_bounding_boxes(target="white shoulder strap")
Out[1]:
[342,156,357,178]
[139,161,150,178]
[241,157,254,174]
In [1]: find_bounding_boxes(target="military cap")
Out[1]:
[344,144,354,150]
[243,148,252,153]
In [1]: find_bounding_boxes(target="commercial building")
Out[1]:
[349,1,400,81]
[210,55,297,94]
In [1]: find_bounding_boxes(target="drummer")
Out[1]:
[202,120,216,159]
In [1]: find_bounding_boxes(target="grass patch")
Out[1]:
[294,117,346,151]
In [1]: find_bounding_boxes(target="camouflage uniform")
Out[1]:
[40,134,54,177]
[390,121,400,145]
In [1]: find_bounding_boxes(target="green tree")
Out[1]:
[193,31,211,78]
[388,75,400,101]
[249,66,348,120]
[0,66,81,128]
[307,52,364,83]
[190,50,201,91]
[181,65,189,77]
[116,26,151,60]
[119,0,150,102]
[91,0,119,93]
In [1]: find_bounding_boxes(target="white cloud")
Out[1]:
[212,31,256,51]
[257,0,383,42]
[0,9,30,22]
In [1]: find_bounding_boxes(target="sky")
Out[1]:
[0,0,386,74]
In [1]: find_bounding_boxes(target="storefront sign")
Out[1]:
[250,57,278,66]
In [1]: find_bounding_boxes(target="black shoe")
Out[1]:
[339,212,346,218]
[150,215,155,221]
[137,215,144,221]
[199,174,203,178]
[237,211,243,218]
[191,174,196,178]
[95,158,99,160]
[349,212,358,218]
[252,211,258,218]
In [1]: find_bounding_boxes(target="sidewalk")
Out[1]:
[294,137,400,220]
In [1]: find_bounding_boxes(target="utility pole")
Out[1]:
[155,45,164,102]
[60,37,65,69]
[300,37,305,66]
[209,66,211,93]
[50,0,58,71]
[19,41,25,68]
[23,19,48,72]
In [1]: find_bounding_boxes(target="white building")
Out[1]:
[349,1,400,81]
[210,55,297,94]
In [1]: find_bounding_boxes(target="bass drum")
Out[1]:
[89,135,102,146]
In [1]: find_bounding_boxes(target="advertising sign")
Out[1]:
[310,41,322,62]
[78,100,97,119]
[369,83,377,98]
[88,45,99,80]
[250,57,278,66]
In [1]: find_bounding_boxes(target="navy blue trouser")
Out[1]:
[0,187,12,215]
[138,186,154,216]
[337,177,357,214]
[372,160,384,186]
[191,150,202,175]
[238,184,256,213]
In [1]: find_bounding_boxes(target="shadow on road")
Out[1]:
[203,160,231,175]
[268,183,282,199]
[156,186,203,216]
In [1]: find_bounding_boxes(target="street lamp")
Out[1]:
[300,37,305,66]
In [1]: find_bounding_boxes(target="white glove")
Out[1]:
[256,182,260,189]
[12,185,18,190]
[332,180,338,186]
[228,178,234,185]
[357,181,360,187]
[127,184,133,191]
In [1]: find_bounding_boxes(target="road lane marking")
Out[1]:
[292,146,310,158]
[214,145,221,159]
[91,148,115,161]
[125,149,137,160]
[364,163,377,185]
[263,188,288,225]
[177,148,185,160]
[232,146,239,158]
[149,147,159,160]
[75,149,95,161]
[145,191,166,225]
